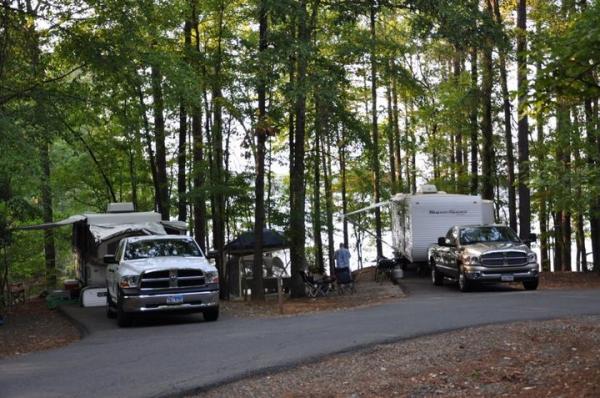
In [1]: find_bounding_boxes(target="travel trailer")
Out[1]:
[21,203,187,288]
[345,185,494,265]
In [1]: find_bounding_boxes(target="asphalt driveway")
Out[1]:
[1,280,599,398]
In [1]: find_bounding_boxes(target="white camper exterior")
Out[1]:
[389,191,494,263]
[19,204,187,288]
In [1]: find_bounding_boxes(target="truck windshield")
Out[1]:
[459,226,520,245]
[124,239,202,260]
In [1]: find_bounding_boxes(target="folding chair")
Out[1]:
[335,268,355,295]
[299,270,332,298]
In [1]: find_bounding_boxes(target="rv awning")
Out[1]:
[88,222,167,243]
[16,215,86,230]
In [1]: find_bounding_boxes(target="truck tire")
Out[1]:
[203,307,219,322]
[116,290,133,327]
[106,290,116,319]
[431,260,443,286]
[523,279,539,290]
[458,267,472,292]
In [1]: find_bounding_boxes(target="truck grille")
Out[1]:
[481,251,527,267]
[140,269,205,290]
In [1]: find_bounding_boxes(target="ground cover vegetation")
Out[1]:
[1,0,599,307]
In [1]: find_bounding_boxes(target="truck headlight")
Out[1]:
[527,252,537,263]
[462,254,480,265]
[119,275,139,288]
[205,271,219,284]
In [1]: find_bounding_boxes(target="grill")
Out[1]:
[481,251,527,267]
[140,269,205,290]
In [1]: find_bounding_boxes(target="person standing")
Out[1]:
[334,243,351,270]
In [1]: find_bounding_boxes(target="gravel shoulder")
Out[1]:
[195,315,600,398]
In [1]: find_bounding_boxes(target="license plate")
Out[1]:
[166,295,184,304]
[501,275,514,282]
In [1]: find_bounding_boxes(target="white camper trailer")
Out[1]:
[346,185,494,265]
[20,203,187,288]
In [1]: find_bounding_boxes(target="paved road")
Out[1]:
[1,281,600,398]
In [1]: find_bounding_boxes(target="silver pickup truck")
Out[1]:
[428,225,539,292]
[104,235,219,327]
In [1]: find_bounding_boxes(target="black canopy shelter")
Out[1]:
[224,229,289,255]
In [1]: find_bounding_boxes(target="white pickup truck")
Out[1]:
[104,235,219,327]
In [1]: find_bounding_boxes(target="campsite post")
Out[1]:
[277,276,283,314]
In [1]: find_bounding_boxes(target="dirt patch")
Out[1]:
[196,316,600,398]
[539,271,600,289]
[222,268,404,318]
[0,298,80,359]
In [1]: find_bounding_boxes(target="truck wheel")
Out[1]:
[203,307,219,322]
[523,279,539,290]
[431,260,443,286]
[116,290,132,327]
[106,290,116,319]
[458,267,471,292]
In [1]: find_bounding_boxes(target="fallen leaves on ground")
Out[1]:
[196,316,600,398]
[0,298,80,359]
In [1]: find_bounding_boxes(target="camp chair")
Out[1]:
[335,268,355,295]
[299,270,332,298]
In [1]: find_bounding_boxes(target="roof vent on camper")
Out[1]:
[417,184,438,194]
[107,202,135,213]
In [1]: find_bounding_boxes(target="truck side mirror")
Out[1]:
[206,250,219,259]
[103,254,117,264]
[437,237,446,246]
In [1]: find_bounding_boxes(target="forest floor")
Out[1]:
[0,298,80,359]
[195,315,600,398]
[221,267,405,318]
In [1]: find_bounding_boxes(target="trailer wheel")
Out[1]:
[431,260,443,286]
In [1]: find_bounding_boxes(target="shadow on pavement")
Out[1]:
[398,269,524,297]
[59,303,212,334]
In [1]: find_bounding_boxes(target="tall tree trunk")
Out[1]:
[312,126,324,274]
[391,64,403,192]
[212,1,227,298]
[323,132,335,276]
[252,0,268,301]
[534,21,550,271]
[516,0,531,242]
[556,105,572,271]
[191,2,207,252]
[469,47,479,195]
[40,142,56,290]
[481,1,495,201]
[151,65,170,220]
[386,72,397,194]
[493,0,517,230]
[370,2,383,258]
[453,50,465,193]
[289,0,309,297]
[338,126,349,247]
[585,97,600,272]
[178,100,188,221]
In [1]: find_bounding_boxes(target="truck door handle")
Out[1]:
[108,269,115,273]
